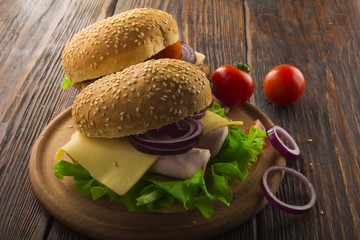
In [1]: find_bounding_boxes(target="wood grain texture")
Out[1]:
[0,0,359,239]
[0,0,116,239]
[247,0,360,239]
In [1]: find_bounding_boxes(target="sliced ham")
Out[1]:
[149,148,210,179]
[149,126,229,179]
[196,126,228,156]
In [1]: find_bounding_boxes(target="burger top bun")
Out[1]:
[72,59,212,138]
[62,8,179,83]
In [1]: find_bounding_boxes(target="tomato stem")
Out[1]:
[234,62,251,73]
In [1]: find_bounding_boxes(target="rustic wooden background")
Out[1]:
[0,0,359,239]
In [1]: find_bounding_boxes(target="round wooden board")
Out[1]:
[29,103,286,240]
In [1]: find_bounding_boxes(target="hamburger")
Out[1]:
[54,58,267,218]
[61,8,209,90]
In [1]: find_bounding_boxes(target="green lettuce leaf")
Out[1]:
[208,102,230,120]
[53,160,91,179]
[53,102,266,218]
[61,76,74,89]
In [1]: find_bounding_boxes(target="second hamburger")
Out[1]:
[61,8,208,90]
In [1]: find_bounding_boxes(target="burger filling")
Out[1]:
[54,103,267,218]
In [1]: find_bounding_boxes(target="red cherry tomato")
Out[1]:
[263,65,305,105]
[211,64,254,106]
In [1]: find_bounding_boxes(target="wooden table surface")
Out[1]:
[1,0,359,239]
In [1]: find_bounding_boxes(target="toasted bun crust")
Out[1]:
[62,8,179,83]
[72,59,212,138]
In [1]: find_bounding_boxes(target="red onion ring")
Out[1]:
[266,125,300,161]
[260,166,316,214]
[129,118,203,155]
[128,138,195,155]
[191,108,207,119]
[158,120,195,138]
[180,41,196,64]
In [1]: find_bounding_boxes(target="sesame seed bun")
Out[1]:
[72,59,212,138]
[62,8,179,83]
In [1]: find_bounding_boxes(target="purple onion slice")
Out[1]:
[191,108,207,119]
[266,125,300,161]
[260,166,316,214]
[180,41,196,64]
[159,120,195,138]
[129,118,203,155]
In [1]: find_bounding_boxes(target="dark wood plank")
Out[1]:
[0,0,116,239]
[246,0,360,239]
[47,221,95,240]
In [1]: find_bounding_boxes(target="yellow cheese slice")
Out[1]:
[55,132,158,196]
[200,111,243,135]
[55,110,242,196]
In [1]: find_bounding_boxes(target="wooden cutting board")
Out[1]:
[29,103,286,240]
